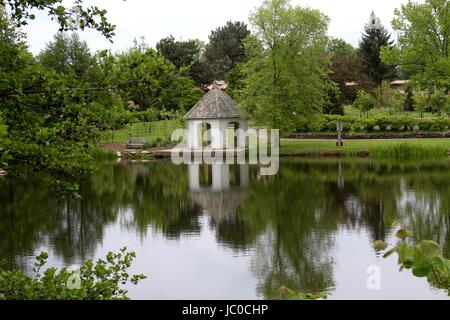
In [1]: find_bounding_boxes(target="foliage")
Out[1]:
[37,32,93,77]
[89,147,118,161]
[413,92,429,118]
[0,248,146,300]
[1,0,116,40]
[156,35,210,85]
[404,85,415,112]
[101,119,185,145]
[327,38,354,55]
[241,0,331,132]
[112,44,203,112]
[156,35,202,70]
[359,12,397,84]
[381,0,450,93]
[301,114,450,133]
[279,286,328,300]
[0,11,123,194]
[383,229,450,294]
[373,81,404,114]
[204,21,250,81]
[429,91,450,116]
[323,81,344,115]
[353,90,375,117]
[0,112,8,168]
[329,52,375,103]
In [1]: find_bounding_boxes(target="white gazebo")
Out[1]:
[185,83,247,150]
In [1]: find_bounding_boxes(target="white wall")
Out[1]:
[187,118,248,150]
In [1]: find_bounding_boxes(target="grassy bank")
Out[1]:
[280,138,450,158]
[100,119,184,144]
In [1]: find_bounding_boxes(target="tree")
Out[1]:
[327,38,354,55]
[429,91,450,115]
[353,90,375,118]
[373,80,404,115]
[0,112,8,167]
[404,85,415,112]
[323,82,344,115]
[156,35,202,69]
[156,35,211,85]
[0,6,124,194]
[204,21,250,80]
[381,0,450,94]
[0,0,115,40]
[241,0,331,132]
[38,32,93,77]
[359,11,397,85]
[113,44,202,112]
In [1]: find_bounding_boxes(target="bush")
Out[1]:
[0,248,146,300]
[298,115,450,133]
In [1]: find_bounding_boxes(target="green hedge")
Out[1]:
[300,116,450,133]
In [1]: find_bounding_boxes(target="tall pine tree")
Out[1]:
[359,12,397,85]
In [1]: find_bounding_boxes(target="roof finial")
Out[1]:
[207,80,228,91]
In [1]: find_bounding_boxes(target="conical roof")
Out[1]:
[185,85,244,120]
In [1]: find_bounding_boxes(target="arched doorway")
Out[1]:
[198,122,211,148]
[227,121,239,148]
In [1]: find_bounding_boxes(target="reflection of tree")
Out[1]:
[0,162,200,269]
[1,158,450,298]
[239,159,450,298]
[239,162,342,298]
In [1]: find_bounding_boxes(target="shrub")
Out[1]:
[0,248,146,300]
[302,115,450,133]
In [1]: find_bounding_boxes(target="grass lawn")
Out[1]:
[100,119,185,144]
[102,120,246,146]
[101,119,450,159]
[280,138,450,156]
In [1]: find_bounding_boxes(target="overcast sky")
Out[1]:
[22,0,414,55]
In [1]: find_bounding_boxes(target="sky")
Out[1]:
[21,0,414,55]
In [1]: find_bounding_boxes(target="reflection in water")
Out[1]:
[189,163,251,250]
[0,159,450,299]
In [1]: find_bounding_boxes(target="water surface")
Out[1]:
[1,159,450,300]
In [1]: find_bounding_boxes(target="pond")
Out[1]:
[1,158,450,300]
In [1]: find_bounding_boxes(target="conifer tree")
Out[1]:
[359,11,397,85]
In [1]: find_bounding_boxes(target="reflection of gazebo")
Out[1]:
[185,83,247,150]
[188,164,249,223]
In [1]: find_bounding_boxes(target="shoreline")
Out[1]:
[100,140,450,160]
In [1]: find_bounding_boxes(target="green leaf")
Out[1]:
[373,240,388,251]
[396,228,411,240]
[383,246,398,259]
[417,240,441,258]
[397,242,415,265]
